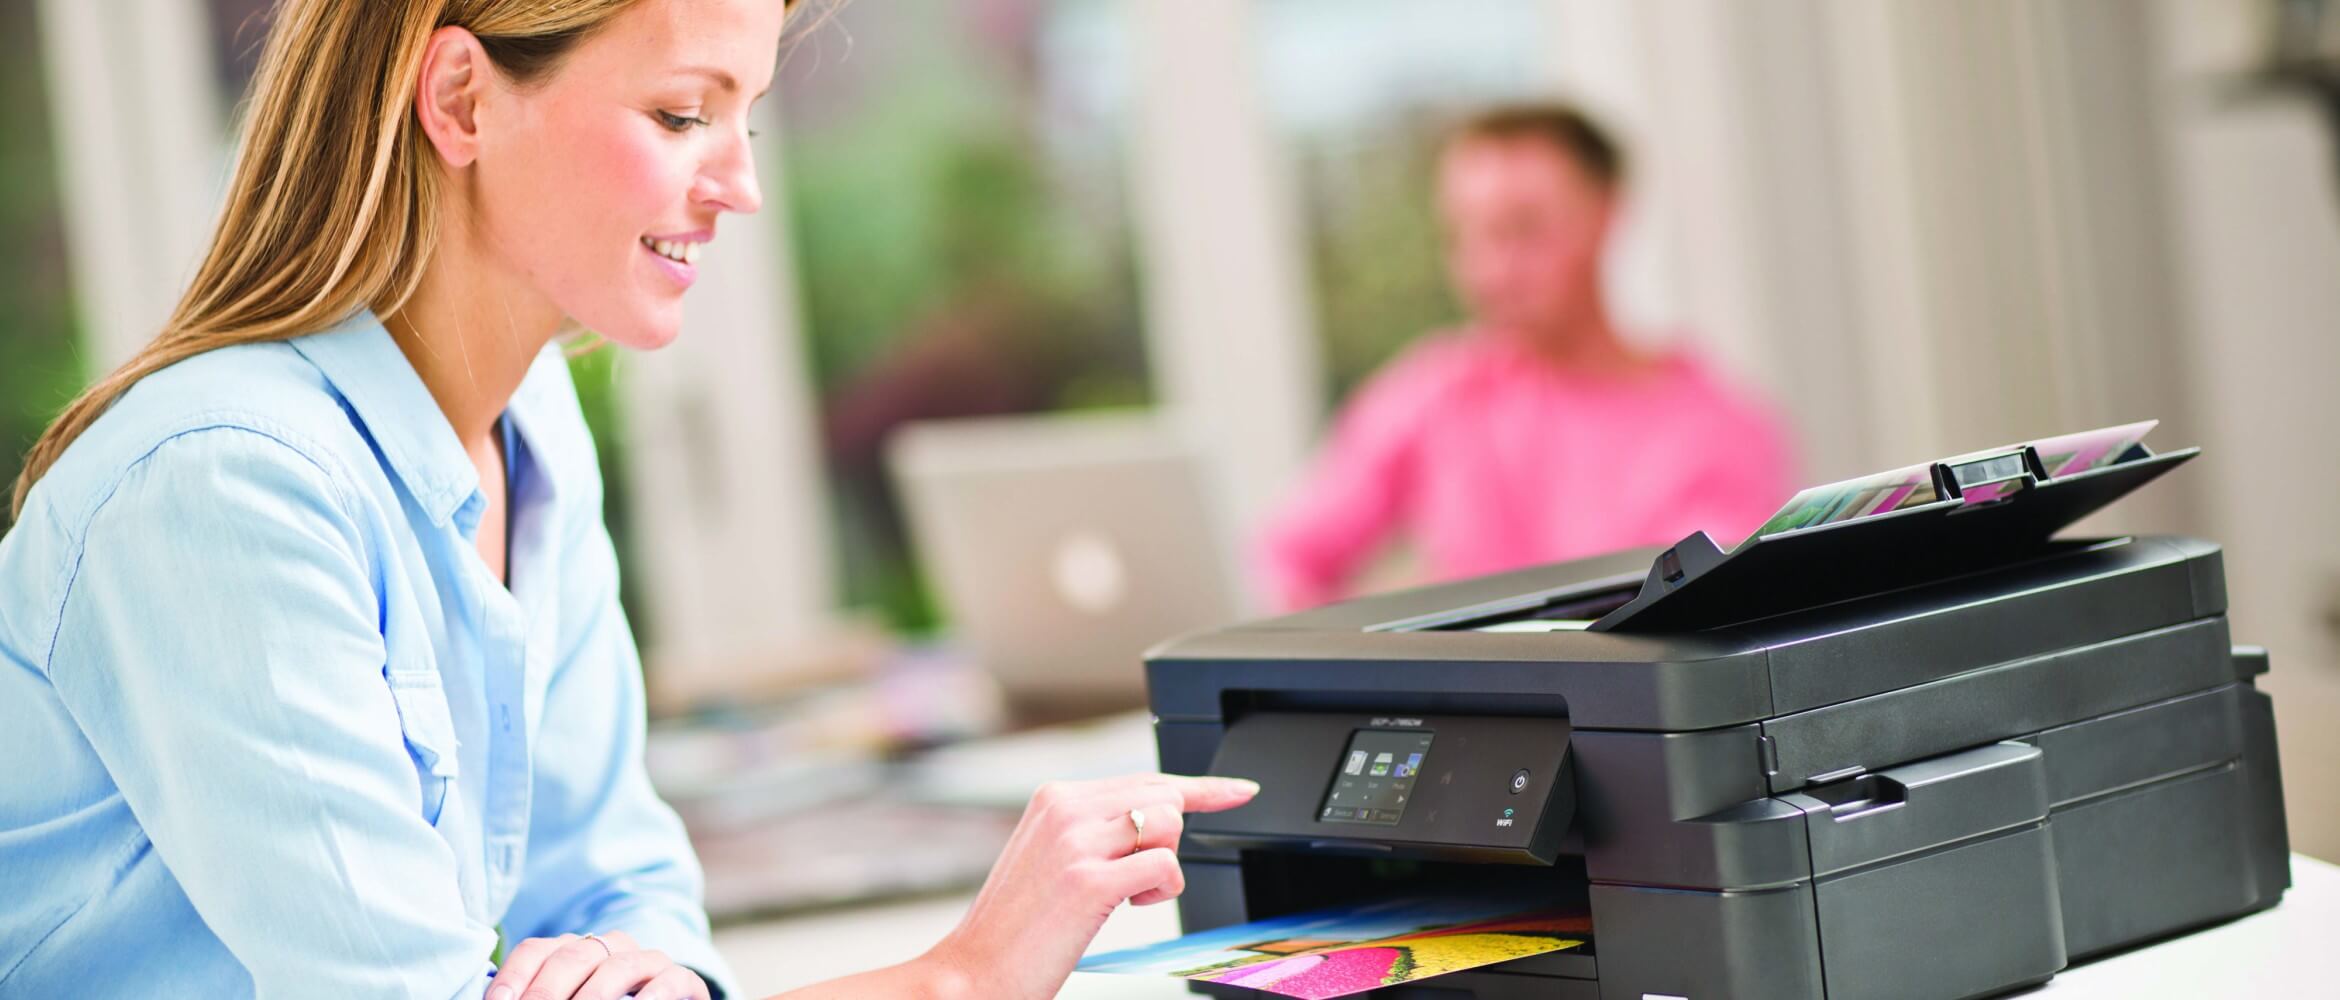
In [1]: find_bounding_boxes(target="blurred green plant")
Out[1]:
[0,0,85,539]
[1299,118,1465,404]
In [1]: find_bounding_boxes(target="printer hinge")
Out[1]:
[1757,733,1780,776]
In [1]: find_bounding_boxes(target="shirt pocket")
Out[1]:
[384,670,462,827]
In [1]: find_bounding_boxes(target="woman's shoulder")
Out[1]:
[1,342,384,671]
[26,341,378,538]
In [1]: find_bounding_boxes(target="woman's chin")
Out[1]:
[590,311,684,352]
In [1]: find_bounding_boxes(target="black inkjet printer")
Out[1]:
[1147,431,2290,1000]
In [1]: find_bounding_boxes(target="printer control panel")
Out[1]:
[1187,711,1575,864]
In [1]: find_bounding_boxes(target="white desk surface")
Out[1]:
[715,851,2340,998]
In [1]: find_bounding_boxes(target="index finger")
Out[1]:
[1158,774,1260,813]
[1089,772,1261,812]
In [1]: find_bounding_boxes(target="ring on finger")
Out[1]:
[581,932,612,958]
[1128,807,1147,854]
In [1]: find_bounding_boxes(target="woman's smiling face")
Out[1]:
[466,0,789,350]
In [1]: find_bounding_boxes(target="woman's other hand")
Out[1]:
[488,930,712,1000]
[923,773,1260,1000]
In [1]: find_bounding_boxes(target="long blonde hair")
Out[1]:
[13,0,766,517]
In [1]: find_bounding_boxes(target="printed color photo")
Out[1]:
[1077,894,1590,999]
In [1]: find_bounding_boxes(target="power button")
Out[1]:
[1510,769,1531,794]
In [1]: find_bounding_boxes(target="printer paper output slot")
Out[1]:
[1445,582,1640,634]
[1365,576,1644,634]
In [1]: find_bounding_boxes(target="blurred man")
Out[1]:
[1258,104,1796,610]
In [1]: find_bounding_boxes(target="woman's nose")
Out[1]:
[698,132,764,216]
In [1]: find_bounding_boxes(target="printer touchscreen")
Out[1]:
[1320,729,1434,825]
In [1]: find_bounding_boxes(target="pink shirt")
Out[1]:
[1259,331,1798,611]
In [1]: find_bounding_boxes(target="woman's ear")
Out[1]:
[415,26,490,170]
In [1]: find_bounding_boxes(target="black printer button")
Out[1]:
[1510,769,1531,794]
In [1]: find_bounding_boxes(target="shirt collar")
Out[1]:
[289,309,481,526]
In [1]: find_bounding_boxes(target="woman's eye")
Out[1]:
[655,110,710,132]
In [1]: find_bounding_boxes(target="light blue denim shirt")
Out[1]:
[0,310,734,998]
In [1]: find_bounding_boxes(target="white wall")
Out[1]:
[2156,0,2340,862]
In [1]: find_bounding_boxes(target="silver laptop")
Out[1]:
[887,412,1242,714]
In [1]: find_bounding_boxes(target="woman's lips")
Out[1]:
[640,237,700,289]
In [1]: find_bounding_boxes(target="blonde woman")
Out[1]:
[0,2,1255,998]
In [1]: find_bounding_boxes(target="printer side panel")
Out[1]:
[2033,679,2293,958]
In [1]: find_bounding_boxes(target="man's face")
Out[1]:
[1437,136,1614,338]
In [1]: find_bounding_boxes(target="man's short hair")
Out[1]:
[1450,103,1627,191]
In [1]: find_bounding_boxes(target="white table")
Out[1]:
[714,852,2340,998]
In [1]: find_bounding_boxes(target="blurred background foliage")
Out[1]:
[0,0,81,538]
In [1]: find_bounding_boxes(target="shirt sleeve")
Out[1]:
[497,504,736,998]
[1255,349,1437,611]
[45,428,497,1000]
